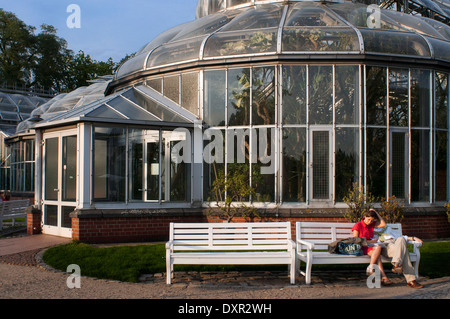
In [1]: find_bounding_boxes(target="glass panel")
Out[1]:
[181,72,199,116]
[366,128,386,199]
[252,66,275,125]
[309,65,333,125]
[253,128,275,202]
[107,96,160,122]
[226,128,250,201]
[123,89,189,123]
[282,28,359,52]
[427,37,450,61]
[62,136,77,202]
[221,6,282,31]
[94,127,126,202]
[435,72,448,129]
[411,69,431,128]
[204,29,278,57]
[335,65,360,125]
[435,130,448,201]
[129,130,144,201]
[282,65,306,124]
[147,140,160,201]
[203,129,226,201]
[146,36,204,68]
[44,205,58,227]
[336,127,359,201]
[359,29,431,57]
[166,130,191,202]
[312,131,329,200]
[391,132,407,199]
[366,66,387,126]
[282,128,306,202]
[389,68,409,127]
[285,3,347,27]
[45,138,59,201]
[228,0,248,7]
[227,68,250,126]
[147,78,162,93]
[204,70,226,126]
[61,206,74,229]
[164,75,180,104]
[411,130,430,202]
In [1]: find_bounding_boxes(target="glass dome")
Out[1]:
[113,0,450,83]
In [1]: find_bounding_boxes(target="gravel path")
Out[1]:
[1,248,449,300]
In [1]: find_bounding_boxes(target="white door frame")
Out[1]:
[42,129,78,238]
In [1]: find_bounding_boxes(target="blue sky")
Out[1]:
[0,0,198,62]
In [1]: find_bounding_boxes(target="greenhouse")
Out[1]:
[10,0,450,242]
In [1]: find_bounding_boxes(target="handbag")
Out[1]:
[328,237,366,256]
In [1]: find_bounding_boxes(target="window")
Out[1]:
[93,127,126,202]
[10,140,35,193]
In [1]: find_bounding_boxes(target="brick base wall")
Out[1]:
[70,209,450,244]
[26,207,42,235]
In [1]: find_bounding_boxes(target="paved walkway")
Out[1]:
[0,234,449,300]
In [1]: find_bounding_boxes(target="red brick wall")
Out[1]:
[71,212,450,244]
[26,209,42,235]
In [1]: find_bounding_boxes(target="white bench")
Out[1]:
[166,222,296,285]
[0,200,30,229]
[296,222,421,285]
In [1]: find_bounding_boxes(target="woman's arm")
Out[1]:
[373,210,386,227]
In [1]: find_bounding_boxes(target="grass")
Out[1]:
[43,241,450,283]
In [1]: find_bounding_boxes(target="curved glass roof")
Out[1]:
[0,91,49,134]
[114,0,450,81]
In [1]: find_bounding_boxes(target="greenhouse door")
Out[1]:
[309,129,333,203]
[42,131,77,238]
[130,138,160,202]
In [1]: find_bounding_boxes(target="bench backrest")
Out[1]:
[296,222,402,251]
[0,200,30,217]
[170,222,292,251]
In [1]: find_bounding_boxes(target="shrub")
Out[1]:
[379,196,404,223]
[343,182,376,223]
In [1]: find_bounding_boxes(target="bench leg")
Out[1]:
[289,264,295,285]
[305,261,312,285]
[166,249,172,285]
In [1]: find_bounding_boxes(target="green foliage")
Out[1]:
[444,201,450,223]
[0,9,119,93]
[379,195,405,223]
[208,164,259,223]
[343,182,376,223]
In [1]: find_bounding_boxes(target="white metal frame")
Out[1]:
[41,128,78,238]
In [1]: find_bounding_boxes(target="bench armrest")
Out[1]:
[166,241,174,251]
[297,239,315,251]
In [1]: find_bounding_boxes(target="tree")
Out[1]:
[0,9,36,86]
[0,9,118,93]
[31,24,72,93]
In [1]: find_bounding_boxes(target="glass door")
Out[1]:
[309,128,333,203]
[42,131,77,238]
[129,130,161,202]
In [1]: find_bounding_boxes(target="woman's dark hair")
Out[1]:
[363,210,378,220]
